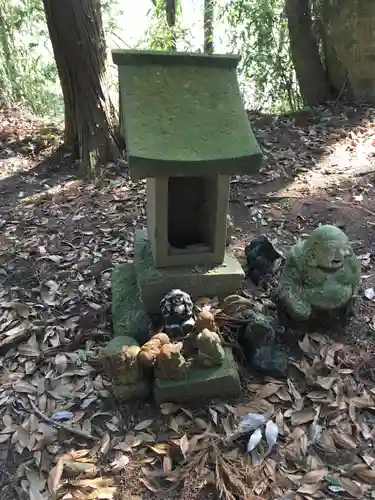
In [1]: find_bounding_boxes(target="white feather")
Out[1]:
[238,412,266,433]
[265,420,279,451]
[247,427,263,453]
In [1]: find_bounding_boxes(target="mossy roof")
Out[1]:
[112,50,262,180]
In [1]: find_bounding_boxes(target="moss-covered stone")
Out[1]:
[252,346,288,378]
[111,263,150,343]
[134,229,245,315]
[113,380,150,402]
[277,225,361,322]
[102,336,140,357]
[153,347,241,404]
[112,49,262,180]
[102,335,151,402]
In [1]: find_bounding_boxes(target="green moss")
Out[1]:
[112,50,240,68]
[111,263,151,343]
[113,380,151,402]
[134,229,245,314]
[113,50,262,180]
[134,229,241,283]
[102,336,140,358]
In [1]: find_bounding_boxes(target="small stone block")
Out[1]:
[113,380,151,402]
[102,336,140,358]
[111,263,150,343]
[153,347,241,404]
[134,229,245,314]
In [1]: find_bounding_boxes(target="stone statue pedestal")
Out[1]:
[154,347,240,404]
[134,229,244,315]
[110,50,263,404]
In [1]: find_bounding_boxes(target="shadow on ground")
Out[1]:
[1,101,375,499]
[0,101,374,208]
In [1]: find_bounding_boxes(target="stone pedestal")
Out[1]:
[111,241,244,402]
[134,229,244,315]
[154,347,241,404]
[112,230,245,336]
[111,229,244,331]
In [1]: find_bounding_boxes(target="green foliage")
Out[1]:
[142,0,189,51]
[221,0,302,112]
[0,0,63,117]
[0,0,305,119]
[0,0,123,118]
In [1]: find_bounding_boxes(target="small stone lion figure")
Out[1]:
[138,333,170,367]
[101,337,150,402]
[154,342,187,380]
[160,289,195,337]
[277,224,361,323]
[194,308,216,333]
[196,328,225,367]
[103,344,143,385]
[120,345,143,384]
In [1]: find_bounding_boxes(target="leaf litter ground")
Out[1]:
[1,102,375,500]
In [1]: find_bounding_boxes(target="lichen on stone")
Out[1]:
[277,224,361,322]
[195,328,225,367]
[154,342,187,381]
[111,263,151,343]
[138,333,170,367]
[101,336,150,402]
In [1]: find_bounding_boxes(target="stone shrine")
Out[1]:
[110,49,262,403]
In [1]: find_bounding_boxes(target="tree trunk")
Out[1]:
[42,0,121,179]
[285,0,331,106]
[322,0,375,103]
[203,0,214,54]
[165,0,177,50]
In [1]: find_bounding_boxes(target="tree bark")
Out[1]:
[321,0,375,103]
[165,0,177,50]
[285,0,332,106]
[204,0,214,54]
[42,0,122,179]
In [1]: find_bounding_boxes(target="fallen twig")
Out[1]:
[28,397,98,441]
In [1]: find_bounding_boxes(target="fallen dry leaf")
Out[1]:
[47,459,63,494]
[134,419,154,431]
[355,468,375,484]
[110,453,130,474]
[163,455,172,473]
[301,468,328,484]
[179,434,189,458]
[290,409,316,426]
[256,382,281,399]
[340,476,364,497]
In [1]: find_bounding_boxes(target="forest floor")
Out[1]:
[1,102,375,500]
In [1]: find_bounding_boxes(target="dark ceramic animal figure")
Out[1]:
[245,235,283,286]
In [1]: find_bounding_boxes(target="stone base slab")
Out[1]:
[153,347,241,404]
[134,229,245,315]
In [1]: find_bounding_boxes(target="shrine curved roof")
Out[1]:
[113,50,262,180]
